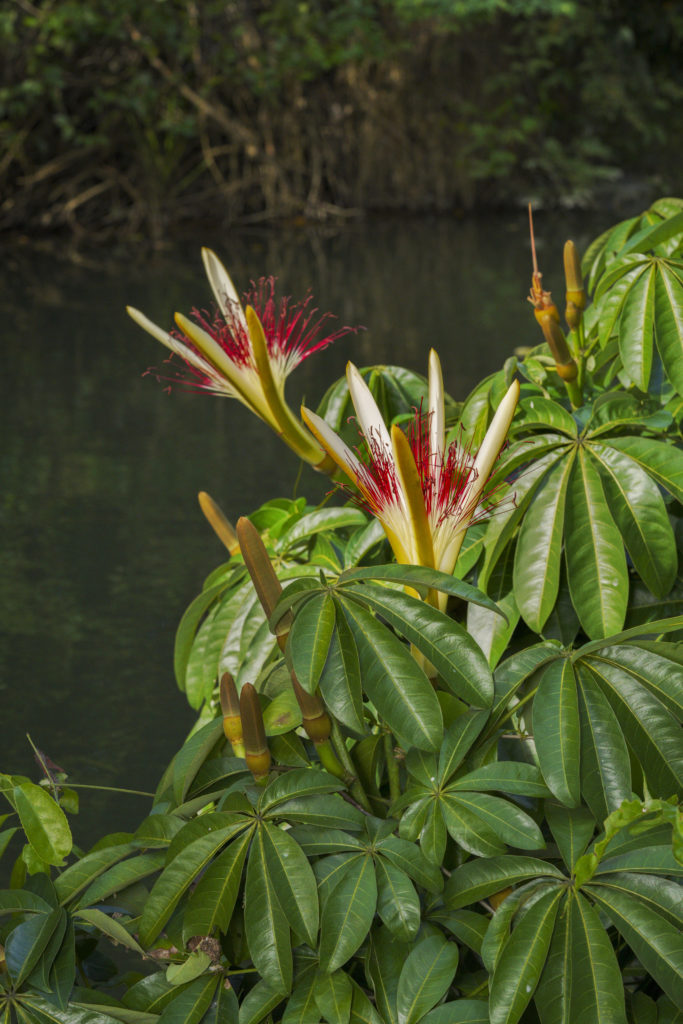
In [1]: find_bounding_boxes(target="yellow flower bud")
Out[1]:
[220,673,244,757]
[563,240,586,310]
[240,683,270,783]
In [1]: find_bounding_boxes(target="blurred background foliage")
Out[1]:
[1,0,681,243]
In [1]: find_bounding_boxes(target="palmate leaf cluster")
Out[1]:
[1,202,683,1024]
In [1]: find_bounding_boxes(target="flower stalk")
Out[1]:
[235,516,367,797]
[527,207,582,407]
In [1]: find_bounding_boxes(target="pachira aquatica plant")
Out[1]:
[1,200,682,1024]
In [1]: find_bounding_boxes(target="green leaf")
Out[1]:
[467,591,520,672]
[75,908,145,956]
[367,927,410,1024]
[618,262,656,389]
[262,822,319,947]
[420,1001,490,1024]
[338,564,502,614]
[374,835,443,894]
[535,891,626,1024]
[598,644,683,718]
[77,852,166,909]
[185,602,223,709]
[238,980,285,1024]
[282,968,318,1024]
[589,884,683,1007]
[514,453,573,633]
[489,887,563,1024]
[288,827,364,857]
[313,969,353,1024]
[15,995,122,1023]
[545,803,595,871]
[396,934,459,1024]
[655,262,683,396]
[444,856,564,910]
[481,882,548,975]
[171,718,224,805]
[166,951,212,986]
[375,858,420,941]
[289,593,336,694]
[157,975,218,1024]
[262,689,302,736]
[203,978,239,1024]
[277,508,367,552]
[4,908,63,987]
[244,826,292,994]
[450,762,549,798]
[182,828,252,938]
[260,768,345,814]
[133,814,184,849]
[430,909,488,955]
[607,436,683,505]
[349,980,385,1024]
[565,448,628,640]
[491,644,561,724]
[273,794,365,831]
[174,579,232,689]
[0,889,52,915]
[533,659,580,807]
[588,443,677,598]
[53,841,138,904]
[480,450,565,591]
[347,585,493,708]
[438,710,489,784]
[447,792,544,850]
[516,397,577,436]
[593,872,683,929]
[583,660,683,796]
[621,211,683,256]
[419,801,449,862]
[596,845,683,877]
[440,795,506,857]
[139,824,241,946]
[339,596,443,752]
[48,917,76,1011]
[13,783,72,866]
[344,518,386,569]
[318,602,365,734]
[319,854,377,973]
[596,260,650,348]
[576,666,632,821]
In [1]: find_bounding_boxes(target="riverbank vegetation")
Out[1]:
[1,199,682,1021]
[2,0,682,243]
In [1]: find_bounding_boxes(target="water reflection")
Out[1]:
[1,212,609,852]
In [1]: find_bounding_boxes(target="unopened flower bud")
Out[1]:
[240,683,270,783]
[220,673,245,757]
[538,313,577,381]
[198,492,240,555]
[236,516,292,641]
[563,240,586,310]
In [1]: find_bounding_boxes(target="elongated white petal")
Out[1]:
[301,407,366,487]
[126,306,178,351]
[346,363,393,456]
[428,348,445,475]
[127,305,223,379]
[201,247,245,326]
[473,379,520,484]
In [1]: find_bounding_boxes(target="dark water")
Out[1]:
[0,211,610,855]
